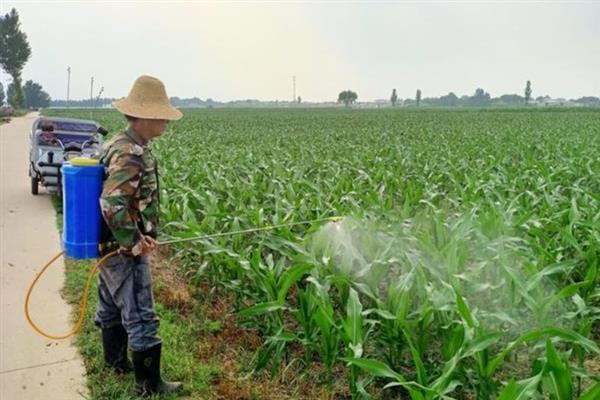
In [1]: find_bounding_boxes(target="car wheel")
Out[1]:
[31,176,39,195]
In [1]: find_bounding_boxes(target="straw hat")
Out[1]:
[113,75,182,120]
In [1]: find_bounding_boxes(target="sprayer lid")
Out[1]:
[69,158,100,166]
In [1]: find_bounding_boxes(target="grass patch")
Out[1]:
[1,109,29,125]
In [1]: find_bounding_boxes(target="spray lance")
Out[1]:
[25,158,340,340]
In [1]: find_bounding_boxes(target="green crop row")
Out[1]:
[46,108,600,399]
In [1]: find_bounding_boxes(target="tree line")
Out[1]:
[388,81,598,107]
[341,84,599,108]
[0,80,51,109]
[0,8,51,109]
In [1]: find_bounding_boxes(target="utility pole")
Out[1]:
[292,75,296,103]
[90,76,94,107]
[66,66,71,108]
[95,86,104,109]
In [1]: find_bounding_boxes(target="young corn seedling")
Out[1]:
[293,284,320,367]
[49,108,600,398]
[308,277,342,389]
[238,254,314,374]
[340,288,375,398]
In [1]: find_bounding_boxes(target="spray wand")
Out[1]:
[25,216,341,340]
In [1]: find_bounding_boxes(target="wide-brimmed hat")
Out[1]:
[113,75,182,121]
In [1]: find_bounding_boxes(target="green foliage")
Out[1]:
[0,8,31,77]
[7,77,24,109]
[338,90,358,106]
[439,92,459,106]
[0,8,31,110]
[500,93,525,105]
[469,88,491,106]
[45,108,600,399]
[23,80,51,108]
[525,80,532,104]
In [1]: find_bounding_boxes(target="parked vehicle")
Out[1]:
[29,117,108,195]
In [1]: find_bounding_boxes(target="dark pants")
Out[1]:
[94,254,162,352]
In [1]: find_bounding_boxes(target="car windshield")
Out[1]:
[37,120,97,133]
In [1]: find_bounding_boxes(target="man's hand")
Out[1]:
[127,235,158,256]
[140,235,158,255]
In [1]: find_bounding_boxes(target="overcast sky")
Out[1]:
[1,1,599,102]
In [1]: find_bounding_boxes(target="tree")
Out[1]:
[500,94,525,105]
[574,96,600,106]
[469,88,491,106]
[390,89,398,107]
[524,80,532,105]
[0,82,5,105]
[0,8,32,109]
[439,92,459,107]
[7,80,25,108]
[416,89,422,106]
[23,80,51,108]
[338,90,358,107]
[439,92,456,106]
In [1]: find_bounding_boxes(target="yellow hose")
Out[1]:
[24,250,117,340]
[24,216,341,340]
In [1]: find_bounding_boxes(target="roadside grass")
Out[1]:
[13,109,29,117]
[1,109,29,124]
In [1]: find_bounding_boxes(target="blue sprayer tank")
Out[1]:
[62,159,104,259]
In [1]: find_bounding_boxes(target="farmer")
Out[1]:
[95,75,183,396]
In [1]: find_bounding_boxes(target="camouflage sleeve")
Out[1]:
[100,152,145,256]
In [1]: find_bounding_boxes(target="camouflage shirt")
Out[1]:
[100,128,159,256]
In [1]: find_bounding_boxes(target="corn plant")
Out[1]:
[44,107,600,398]
[309,278,341,388]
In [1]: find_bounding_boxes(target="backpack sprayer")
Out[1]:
[24,159,340,340]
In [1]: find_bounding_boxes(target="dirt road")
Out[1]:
[0,113,88,399]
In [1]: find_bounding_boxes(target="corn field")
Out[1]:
[48,108,600,399]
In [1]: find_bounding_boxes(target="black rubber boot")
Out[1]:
[132,343,183,397]
[101,325,133,373]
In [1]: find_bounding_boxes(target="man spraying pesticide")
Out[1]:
[25,75,183,397]
[24,75,341,398]
[94,75,184,396]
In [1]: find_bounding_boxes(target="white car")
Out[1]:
[29,116,107,195]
